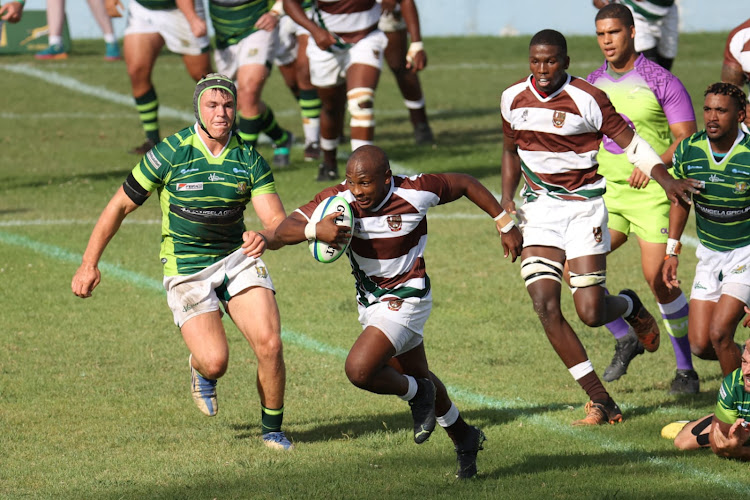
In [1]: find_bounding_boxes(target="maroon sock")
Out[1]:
[576,371,609,403]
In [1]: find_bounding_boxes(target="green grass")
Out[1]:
[1,32,748,498]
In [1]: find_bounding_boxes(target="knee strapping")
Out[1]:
[520,257,564,287]
[347,87,375,128]
[568,270,607,289]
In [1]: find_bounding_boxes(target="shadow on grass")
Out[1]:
[229,403,577,444]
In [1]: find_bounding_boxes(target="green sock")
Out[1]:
[259,107,287,145]
[134,87,159,143]
[261,405,284,434]
[238,112,263,146]
[298,88,321,120]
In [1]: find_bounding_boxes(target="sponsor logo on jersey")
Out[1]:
[387,299,403,311]
[208,173,225,182]
[693,281,706,290]
[720,385,727,399]
[593,226,603,243]
[372,50,380,59]
[730,264,747,275]
[552,110,566,128]
[687,165,702,170]
[354,221,363,235]
[233,167,244,174]
[248,48,258,57]
[520,109,528,122]
[734,181,748,194]
[177,182,204,191]
[732,168,750,175]
[180,168,199,174]
[146,150,161,168]
[161,258,168,264]
[709,174,724,183]
[236,182,248,194]
[255,265,268,279]
[387,215,402,232]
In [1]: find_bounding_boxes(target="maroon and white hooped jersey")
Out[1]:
[315,0,381,35]
[724,19,750,81]
[501,74,629,201]
[296,174,461,306]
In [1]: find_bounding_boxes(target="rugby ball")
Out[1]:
[308,195,353,263]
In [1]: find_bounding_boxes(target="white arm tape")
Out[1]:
[304,221,317,241]
[623,132,662,178]
[270,0,284,16]
[493,210,516,233]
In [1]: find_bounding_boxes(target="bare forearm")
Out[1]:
[450,174,503,217]
[400,0,422,43]
[501,150,521,201]
[283,0,317,32]
[273,214,308,246]
[81,192,132,266]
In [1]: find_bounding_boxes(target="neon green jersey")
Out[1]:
[715,368,750,425]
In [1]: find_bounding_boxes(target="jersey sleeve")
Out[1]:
[660,76,696,125]
[594,89,630,139]
[129,140,172,192]
[247,152,278,197]
[671,136,689,179]
[714,370,742,425]
[500,90,516,142]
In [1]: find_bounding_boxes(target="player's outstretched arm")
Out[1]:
[500,134,522,215]
[274,211,350,249]
[709,417,750,460]
[243,193,287,257]
[611,128,701,204]
[71,187,142,298]
[441,173,523,261]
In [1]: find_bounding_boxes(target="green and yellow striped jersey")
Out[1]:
[134,0,176,10]
[715,368,750,425]
[130,125,277,276]
[209,0,273,49]
[672,131,750,251]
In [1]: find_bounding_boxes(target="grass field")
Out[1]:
[1,31,749,499]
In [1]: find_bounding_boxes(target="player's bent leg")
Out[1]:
[688,299,718,360]
[181,310,230,416]
[392,342,436,444]
[670,415,713,450]
[316,84,347,180]
[346,63,381,150]
[709,294,747,376]
[123,33,164,152]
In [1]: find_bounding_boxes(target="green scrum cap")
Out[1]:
[193,73,237,138]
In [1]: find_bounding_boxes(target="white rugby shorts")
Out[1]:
[164,248,275,327]
[273,13,311,66]
[690,242,750,304]
[307,29,387,87]
[215,28,278,80]
[124,0,210,56]
[632,4,679,58]
[516,194,611,260]
[357,292,431,356]
[378,9,406,33]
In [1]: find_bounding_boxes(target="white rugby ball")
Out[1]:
[308,195,353,263]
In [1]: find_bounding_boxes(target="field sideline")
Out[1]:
[1,33,749,499]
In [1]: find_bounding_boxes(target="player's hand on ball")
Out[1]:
[316,212,351,250]
[241,231,267,258]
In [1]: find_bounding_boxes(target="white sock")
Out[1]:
[399,375,418,401]
[302,117,320,146]
[437,403,460,427]
[49,36,63,46]
[103,33,116,44]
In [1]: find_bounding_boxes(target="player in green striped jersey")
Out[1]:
[664,82,750,378]
[71,75,294,450]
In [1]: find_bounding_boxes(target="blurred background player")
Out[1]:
[721,18,750,128]
[35,0,121,60]
[71,74,293,450]
[501,29,700,426]
[273,0,322,162]
[203,0,294,167]
[106,0,213,155]
[283,0,389,181]
[378,0,434,145]
[587,4,698,393]
[667,338,750,459]
[0,0,24,23]
[664,82,750,378]
[272,145,522,478]
[593,0,679,71]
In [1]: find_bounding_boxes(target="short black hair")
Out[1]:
[595,3,635,27]
[704,82,747,112]
[529,29,567,57]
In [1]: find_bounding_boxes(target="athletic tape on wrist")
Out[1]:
[304,221,317,241]
[666,238,681,256]
[624,132,662,178]
[494,210,516,233]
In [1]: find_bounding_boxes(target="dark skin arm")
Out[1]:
[721,61,750,127]
[500,132,523,216]
[399,0,427,71]
[662,196,691,289]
